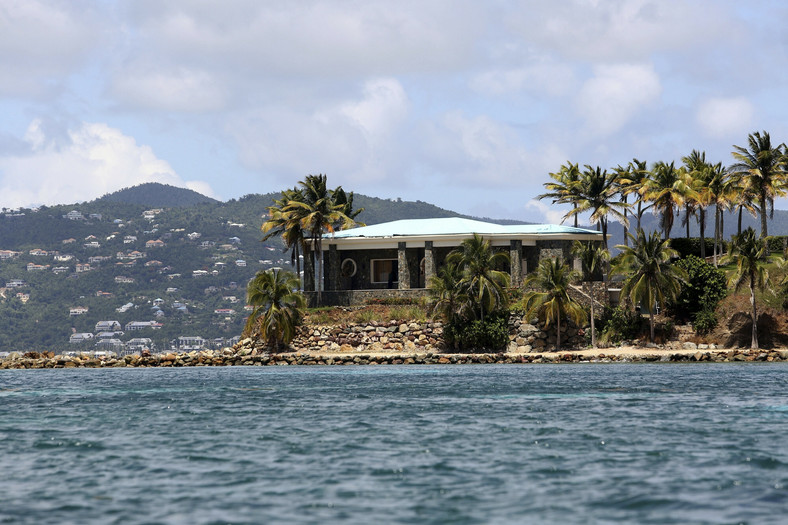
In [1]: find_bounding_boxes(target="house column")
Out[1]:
[303,247,315,292]
[424,241,436,286]
[397,242,410,290]
[326,245,340,291]
[509,240,522,286]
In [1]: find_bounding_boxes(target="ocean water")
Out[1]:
[2,364,788,525]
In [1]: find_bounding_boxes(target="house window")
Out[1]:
[371,259,398,284]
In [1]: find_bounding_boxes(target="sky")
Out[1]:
[1,0,787,223]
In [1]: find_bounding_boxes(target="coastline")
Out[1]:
[2,345,787,369]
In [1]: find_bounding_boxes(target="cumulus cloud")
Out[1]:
[109,0,483,111]
[227,78,410,189]
[576,63,662,136]
[509,0,730,62]
[696,96,755,139]
[0,120,215,208]
[0,0,103,96]
[471,60,576,97]
[109,65,227,112]
[524,199,571,225]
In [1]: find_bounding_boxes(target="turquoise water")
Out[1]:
[2,364,788,524]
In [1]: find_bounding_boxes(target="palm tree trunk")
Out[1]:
[751,279,758,350]
[699,208,706,259]
[649,310,655,342]
[720,212,725,259]
[686,205,691,239]
[588,283,596,349]
[636,201,642,232]
[573,203,578,228]
[738,206,743,236]
[713,205,719,266]
[623,197,629,247]
[760,191,768,239]
[556,314,561,352]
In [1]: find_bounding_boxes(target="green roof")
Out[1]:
[326,217,600,239]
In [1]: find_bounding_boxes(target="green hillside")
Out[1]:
[98,182,220,207]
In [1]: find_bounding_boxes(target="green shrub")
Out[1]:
[765,236,788,253]
[598,305,644,344]
[692,309,718,335]
[669,255,727,322]
[669,237,715,258]
[446,314,509,352]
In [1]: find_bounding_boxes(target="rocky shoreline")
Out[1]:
[2,346,788,369]
[3,317,787,370]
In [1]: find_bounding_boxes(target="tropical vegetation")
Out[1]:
[521,258,586,352]
[612,229,687,342]
[245,268,306,350]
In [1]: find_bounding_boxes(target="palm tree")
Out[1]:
[723,228,768,349]
[625,158,651,233]
[262,188,307,289]
[730,130,788,239]
[564,165,628,250]
[612,163,635,246]
[681,150,716,258]
[245,268,306,350]
[572,241,608,348]
[707,163,734,265]
[522,258,586,352]
[538,162,582,228]
[427,260,471,326]
[613,229,687,342]
[285,174,358,301]
[642,161,697,239]
[446,233,510,322]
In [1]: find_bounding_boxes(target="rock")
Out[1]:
[398,323,408,333]
[683,342,697,350]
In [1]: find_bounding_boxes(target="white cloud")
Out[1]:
[0,120,215,208]
[524,199,571,225]
[0,0,103,96]
[471,61,576,97]
[696,97,754,139]
[576,63,661,136]
[227,78,410,188]
[109,65,227,112]
[509,0,731,62]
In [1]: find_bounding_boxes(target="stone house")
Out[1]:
[307,217,603,306]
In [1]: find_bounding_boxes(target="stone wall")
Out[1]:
[305,289,430,307]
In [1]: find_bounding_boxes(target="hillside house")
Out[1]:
[29,249,49,256]
[307,217,603,306]
[70,333,94,344]
[146,239,165,248]
[177,336,206,351]
[124,235,137,244]
[0,250,20,259]
[115,276,135,284]
[95,320,121,332]
[52,266,70,274]
[125,321,161,331]
[63,210,84,220]
[69,306,89,316]
[26,263,49,272]
[76,263,91,273]
[5,279,26,288]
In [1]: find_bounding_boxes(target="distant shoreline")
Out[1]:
[2,346,787,369]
